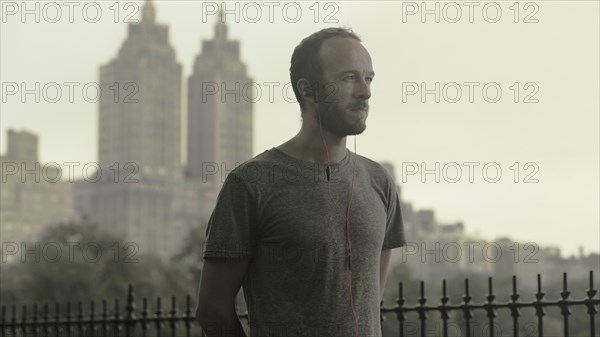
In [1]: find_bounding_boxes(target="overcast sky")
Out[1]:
[1,1,598,257]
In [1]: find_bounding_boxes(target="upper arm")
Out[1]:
[197,171,257,317]
[196,257,252,317]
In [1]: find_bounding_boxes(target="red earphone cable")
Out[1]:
[318,113,359,337]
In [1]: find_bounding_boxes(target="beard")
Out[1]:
[315,98,368,137]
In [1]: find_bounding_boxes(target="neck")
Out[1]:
[278,117,349,164]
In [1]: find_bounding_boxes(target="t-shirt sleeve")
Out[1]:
[203,171,259,259]
[382,175,406,250]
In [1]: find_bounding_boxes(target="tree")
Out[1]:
[0,221,192,309]
[171,223,208,285]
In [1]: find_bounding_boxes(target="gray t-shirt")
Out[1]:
[203,147,406,337]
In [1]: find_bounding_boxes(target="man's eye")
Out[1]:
[344,75,356,80]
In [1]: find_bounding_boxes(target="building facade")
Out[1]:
[0,130,74,252]
[88,0,194,259]
[187,11,254,187]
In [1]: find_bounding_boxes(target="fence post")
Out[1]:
[20,305,26,337]
[185,295,192,337]
[89,300,95,337]
[54,303,60,336]
[559,272,571,337]
[1,306,5,337]
[380,300,385,328]
[170,296,177,337]
[485,277,497,337]
[534,274,546,337]
[125,284,136,337]
[101,300,108,337]
[32,304,38,337]
[141,298,148,337]
[77,301,83,336]
[509,275,521,337]
[10,305,16,337]
[462,278,473,337]
[397,282,406,337]
[114,299,121,337]
[43,304,49,337]
[66,302,72,337]
[155,297,163,336]
[585,271,598,337]
[417,281,427,337]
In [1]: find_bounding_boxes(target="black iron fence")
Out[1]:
[381,270,599,337]
[1,271,598,337]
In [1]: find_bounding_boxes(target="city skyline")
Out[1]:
[1,1,599,257]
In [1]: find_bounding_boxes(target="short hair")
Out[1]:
[289,27,361,112]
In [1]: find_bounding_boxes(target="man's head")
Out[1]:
[290,28,374,137]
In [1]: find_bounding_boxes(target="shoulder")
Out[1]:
[353,153,397,186]
[224,149,282,188]
[353,154,400,212]
[230,149,280,175]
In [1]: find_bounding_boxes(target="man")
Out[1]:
[195,27,406,337]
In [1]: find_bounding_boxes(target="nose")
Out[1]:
[356,77,371,100]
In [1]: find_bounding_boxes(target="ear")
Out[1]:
[297,78,315,104]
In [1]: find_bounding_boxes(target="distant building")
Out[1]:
[186,9,254,187]
[84,0,205,259]
[381,169,495,281]
[82,172,208,259]
[0,129,74,251]
[6,129,37,163]
[74,1,256,260]
[416,210,436,233]
[98,0,182,175]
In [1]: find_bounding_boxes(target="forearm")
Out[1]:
[197,307,247,337]
[196,257,252,337]
[379,275,387,301]
[379,249,392,301]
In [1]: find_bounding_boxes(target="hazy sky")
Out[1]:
[1,1,598,257]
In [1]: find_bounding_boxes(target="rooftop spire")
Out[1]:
[142,0,156,23]
[215,4,228,40]
[218,6,225,23]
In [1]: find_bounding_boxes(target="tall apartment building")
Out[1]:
[187,11,254,186]
[98,0,182,175]
[88,0,200,259]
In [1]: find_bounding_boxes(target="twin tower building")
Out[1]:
[89,0,254,258]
